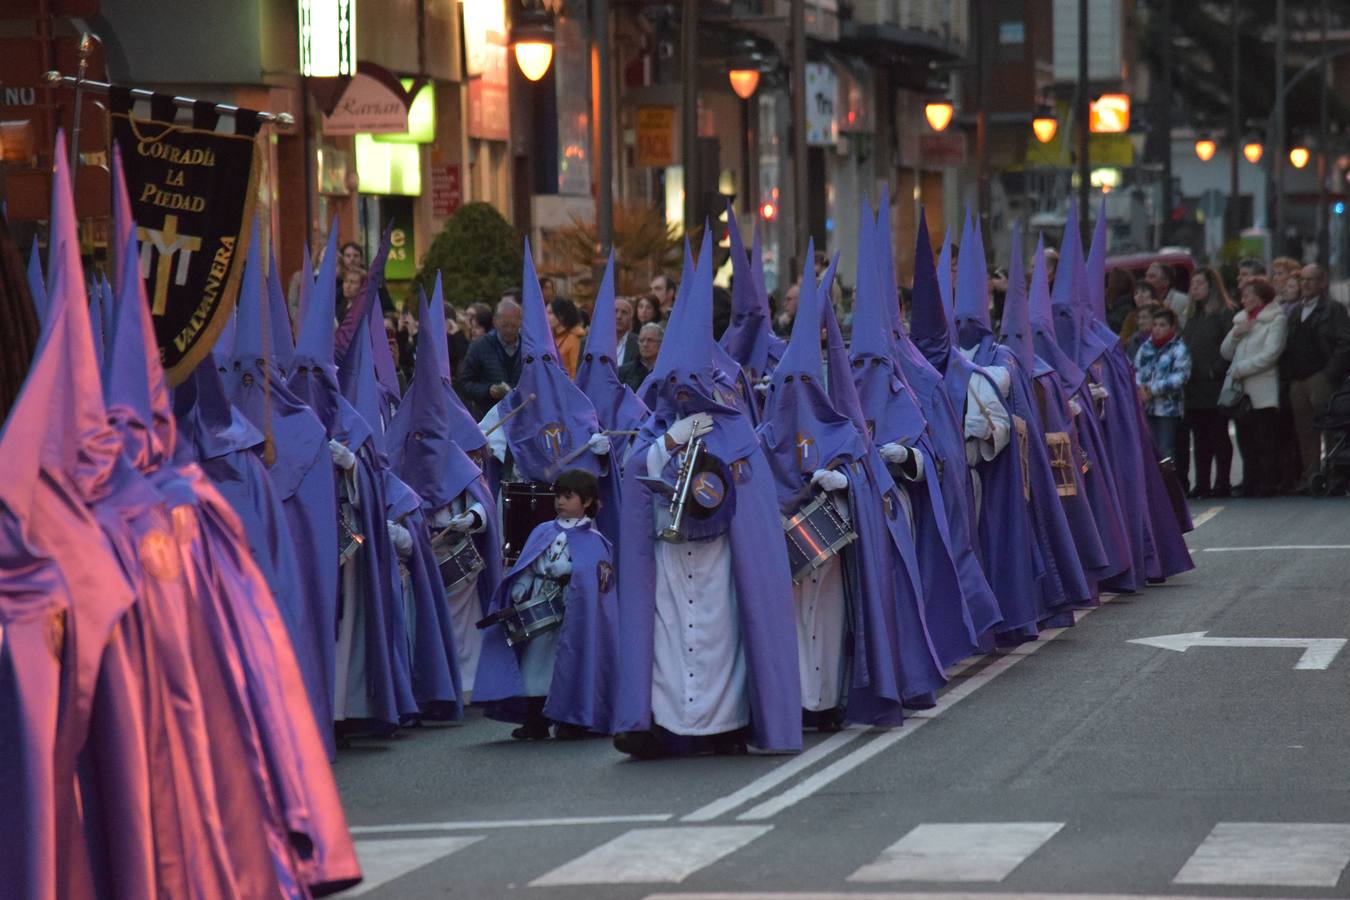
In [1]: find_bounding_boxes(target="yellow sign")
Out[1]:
[636,106,674,169]
[1090,94,1130,134]
[1024,131,1134,169]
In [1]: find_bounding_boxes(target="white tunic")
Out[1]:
[647,440,749,735]
[439,495,488,693]
[511,517,580,697]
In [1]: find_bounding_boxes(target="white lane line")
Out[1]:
[1201,544,1350,552]
[639,892,1277,900]
[530,825,772,886]
[1173,822,1350,887]
[736,631,1072,821]
[847,822,1066,883]
[681,728,867,822]
[348,835,482,895]
[349,813,673,834]
[1189,505,1224,528]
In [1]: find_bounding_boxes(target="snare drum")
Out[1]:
[475,578,567,647]
[782,493,857,584]
[501,481,555,566]
[433,532,484,595]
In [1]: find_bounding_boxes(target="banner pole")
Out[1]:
[67,34,95,173]
[42,71,296,129]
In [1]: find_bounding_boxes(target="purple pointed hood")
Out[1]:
[1086,199,1109,324]
[998,226,1038,375]
[289,225,343,431]
[426,275,486,451]
[174,353,264,460]
[11,131,123,504]
[1050,202,1085,360]
[500,238,606,481]
[266,242,295,368]
[574,252,649,435]
[231,217,273,366]
[937,224,955,335]
[338,302,389,459]
[636,228,759,463]
[954,210,993,348]
[720,204,774,374]
[27,239,46,322]
[908,210,954,373]
[297,239,314,330]
[387,288,485,509]
[849,200,927,446]
[1029,235,1086,391]
[760,246,859,508]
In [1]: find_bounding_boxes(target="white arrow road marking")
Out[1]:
[1128,631,1347,670]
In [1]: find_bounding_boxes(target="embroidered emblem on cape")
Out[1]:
[596,560,614,594]
[795,432,816,471]
[47,609,67,661]
[171,504,199,546]
[730,458,752,485]
[537,421,570,460]
[691,471,726,509]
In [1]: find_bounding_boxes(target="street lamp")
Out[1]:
[1032,104,1057,144]
[1289,145,1311,169]
[511,5,555,82]
[298,0,356,77]
[727,37,773,101]
[1194,136,1217,162]
[729,70,760,100]
[924,99,954,133]
[1242,136,1264,164]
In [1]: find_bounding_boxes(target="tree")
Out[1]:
[547,204,684,307]
[415,202,523,307]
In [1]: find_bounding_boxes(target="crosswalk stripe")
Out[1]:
[529,825,772,886]
[1173,822,1350,887]
[348,836,482,895]
[847,822,1065,883]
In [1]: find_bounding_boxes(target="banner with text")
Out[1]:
[109,87,261,385]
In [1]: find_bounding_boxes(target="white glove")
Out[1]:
[587,432,612,455]
[811,468,849,492]
[666,412,714,447]
[1067,397,1083,417]
[446,512,477,533]
[753,375,772,395]
[329,439,356,471]
[386,520,413,559]
[878,442,910,465]
[1089,383,1109,401]
[431,506,455,529]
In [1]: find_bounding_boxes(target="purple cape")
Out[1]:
[474,518,622,732]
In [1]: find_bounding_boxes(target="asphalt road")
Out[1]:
[333,496,1350,899]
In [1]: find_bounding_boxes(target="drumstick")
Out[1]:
[602,429,639,436]
[482,393,537,436]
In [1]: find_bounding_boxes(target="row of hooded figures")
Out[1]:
[233,185,1194,762]
[4,134,1196,892]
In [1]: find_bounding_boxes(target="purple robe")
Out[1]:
[474,518,621,732]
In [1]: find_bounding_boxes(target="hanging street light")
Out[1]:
[1289,145,1311,169]
[729,69,760,100]
[924,99,954,132]
[1194,136,1217,162]
[1242,135,1265,164]
[511,4,555,82]
[727,36,774,101]
[1032,104,1058,144]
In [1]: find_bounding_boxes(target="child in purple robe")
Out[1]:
[474,468,621,739]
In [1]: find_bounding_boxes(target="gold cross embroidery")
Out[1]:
[137,214,203,315]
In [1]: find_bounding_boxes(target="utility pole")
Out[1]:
[975,0,990,238]
[1158,0,1174,243]
[680,0,698,233]
[1229,0,1241,243]
[1274,0,1286,253]
[791,0,809,276]
[1318,0,1330,268]
[596,0,613,253]
[1077,0,1090,245]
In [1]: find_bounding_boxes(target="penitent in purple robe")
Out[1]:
[574,251,650,466]
[616,230,802,752]
[720,205,785,385]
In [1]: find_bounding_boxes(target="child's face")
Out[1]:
[555,490,587,519]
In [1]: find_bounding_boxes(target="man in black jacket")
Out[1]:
[619,322,662,393]
[459,298,524,418]
[1281,264,1350,488]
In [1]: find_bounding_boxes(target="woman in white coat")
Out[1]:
[1220,277,1289,497]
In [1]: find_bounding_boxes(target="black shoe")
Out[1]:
[1187,486,1212,500]
[553,722,592,740]
[710,731,748,756]
[1210,485,1232,498]
[614,729,668,759]
[511,721,551,740]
